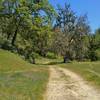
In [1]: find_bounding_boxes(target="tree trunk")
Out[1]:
[11,16,21,46]
[11,29,18,46]
[7,32,11,39]
[63,55,68,63]
[32,57,35,64]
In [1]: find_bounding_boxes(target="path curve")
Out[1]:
[45,66,100,100]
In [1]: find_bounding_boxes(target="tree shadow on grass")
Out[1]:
[35,61,71,66]
[45,61,63,65]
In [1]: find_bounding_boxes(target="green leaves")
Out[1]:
[53,3,92,61]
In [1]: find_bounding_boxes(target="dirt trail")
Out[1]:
[45,66,100,100]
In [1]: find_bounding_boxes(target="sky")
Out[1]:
[49,0,100,33]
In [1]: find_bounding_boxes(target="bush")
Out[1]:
[88,51,98,61]
[1,40,17,52]
[96,49,100,60]
[46,52,57,59]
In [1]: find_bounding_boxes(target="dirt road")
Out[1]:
[45,66,100,100]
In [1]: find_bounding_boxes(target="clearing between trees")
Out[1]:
[45,66,100,100]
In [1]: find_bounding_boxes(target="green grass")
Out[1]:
[0,49,49,100]
[0,49,100,99]
[60,61,100,89]
[36,55,62,65]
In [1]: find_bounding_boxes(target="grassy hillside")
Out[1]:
[60,61,100,89]
[0,49,49,100]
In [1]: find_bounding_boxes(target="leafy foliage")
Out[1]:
[0,1,100,63]
[52,4,91,62]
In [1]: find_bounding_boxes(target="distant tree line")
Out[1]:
[0,0,100,63]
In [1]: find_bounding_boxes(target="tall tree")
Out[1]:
[53,4,91,62]
[53,4,77,62]
[74,15,91,60]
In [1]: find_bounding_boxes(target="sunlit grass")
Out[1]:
[0,49,49,100]
[60,61,100,89]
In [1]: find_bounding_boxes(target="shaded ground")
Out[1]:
[45,66,100,100]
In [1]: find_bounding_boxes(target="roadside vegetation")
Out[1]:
[60,61,100,89]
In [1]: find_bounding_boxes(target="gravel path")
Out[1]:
[45,66,100,100]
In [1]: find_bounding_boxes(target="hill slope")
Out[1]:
[0,49,49,100]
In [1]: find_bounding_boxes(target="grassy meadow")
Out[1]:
[0,49,100,100]
[0,49,49,100]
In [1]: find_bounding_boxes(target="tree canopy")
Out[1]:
[0,0,100,63]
